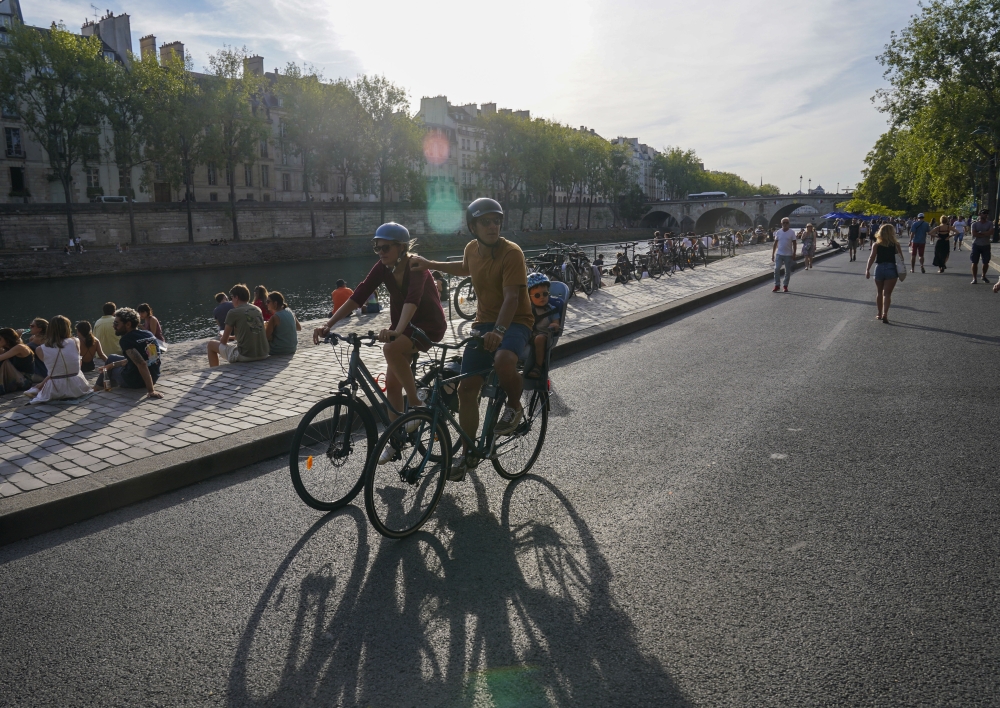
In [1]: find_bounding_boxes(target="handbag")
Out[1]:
[895,247,907,282]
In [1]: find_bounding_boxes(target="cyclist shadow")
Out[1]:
[228,477,690,707]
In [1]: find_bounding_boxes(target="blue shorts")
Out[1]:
[971,243,991,265]
[874,263,898,281]
[461,322,532,375]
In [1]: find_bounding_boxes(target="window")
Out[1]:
[225,167,232,186]
[154,162,165,180]
[475,141,480,151]
[209,192,218,201]
[83,133,100,162]
[281,148,287,166]
[262,193,270,202]
[281,172,290,191]
[206,163,217,186]
[1,99,17,118]
[318,175,328,192]
[260,164,269,188]
[9,166,25,192]
[260,140,268,159]
[86,167,100,188]
[246,193,253,200]
[4,127,22,157]
[244,164,252,187]
[118,168,130,194]
[0,16,12,29]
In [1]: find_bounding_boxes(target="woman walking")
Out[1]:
[313,223,446,464]
[801,223,818,270]
[931,217,952,272]
[865,224,905,323]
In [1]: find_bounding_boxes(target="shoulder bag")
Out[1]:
[895,246,907,282]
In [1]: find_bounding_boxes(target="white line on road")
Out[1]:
[818,319,849,351]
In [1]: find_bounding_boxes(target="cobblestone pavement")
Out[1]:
[0,248,782,499]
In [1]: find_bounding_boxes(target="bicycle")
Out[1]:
[363,331,549,539]
[288,331,410,511]
[452,276,477,320]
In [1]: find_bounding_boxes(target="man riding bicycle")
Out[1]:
[409,198,534,480]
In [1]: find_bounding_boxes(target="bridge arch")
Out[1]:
[768,202,808,228]
[694,207,753,234]
[640,210,678,229]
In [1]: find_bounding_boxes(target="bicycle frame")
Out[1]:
[328,334,405,426]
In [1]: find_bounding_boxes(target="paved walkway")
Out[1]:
[0,248,784,499]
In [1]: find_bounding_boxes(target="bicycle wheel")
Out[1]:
[290,394,376,511]
[561,264,577,299]
[364,410,450,539]
[453,277,476,321]
[576,261,594,294]
[492,389,549,480]
[647,255,662,279]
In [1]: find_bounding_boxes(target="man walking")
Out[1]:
[908,213,929,273]
[771,217,797,292]
[847,218,860,261]
[970,209,994,284]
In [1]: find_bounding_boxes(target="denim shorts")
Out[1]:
[461,322,532,375]
[874,262,898,281]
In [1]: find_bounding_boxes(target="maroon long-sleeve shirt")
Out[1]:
[350,261,447,343]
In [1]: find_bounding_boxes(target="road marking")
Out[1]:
[770,453,788,460]
[818,318,849,351]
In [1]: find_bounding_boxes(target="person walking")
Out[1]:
[908,213,929,273]
[931,217,952,273]
[865,224,905,323]
[952,215,966,251]
[771,217,797,292]
[800,223,818,270]
[970,209,994,284]
[858,219,870,251]
[847,219,860,261]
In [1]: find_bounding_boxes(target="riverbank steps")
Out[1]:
[0,247,781,504]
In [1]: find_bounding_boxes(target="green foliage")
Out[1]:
[835,198,906,217]
[0,23,107,234]
[866,0,1000,214]
[652,146,778,198]
[618,184,647,226]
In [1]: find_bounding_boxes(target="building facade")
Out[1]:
[611,137,666,201]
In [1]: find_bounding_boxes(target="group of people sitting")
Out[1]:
[207,284,302,366]
[0,302,166,403]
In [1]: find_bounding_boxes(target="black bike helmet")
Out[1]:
[466,198,504,234]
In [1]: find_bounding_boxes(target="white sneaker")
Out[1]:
[377,444,398,465]
[494,406,523,436]
[405,418,420,434]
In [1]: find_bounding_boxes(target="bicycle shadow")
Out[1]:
[227,476,689,707]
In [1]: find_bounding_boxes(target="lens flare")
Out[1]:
[423,131,449,166]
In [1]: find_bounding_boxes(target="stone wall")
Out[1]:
[0,225,645,280]
[0,201,619,251]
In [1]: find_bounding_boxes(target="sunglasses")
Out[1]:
[531,290,550,299]
[373,243,395,254]
[478,217,503,227]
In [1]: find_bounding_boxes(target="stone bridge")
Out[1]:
[641,194,847,233]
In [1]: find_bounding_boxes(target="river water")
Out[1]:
[5,251,465,342]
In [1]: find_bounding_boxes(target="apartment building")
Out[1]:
[610,137,666,201]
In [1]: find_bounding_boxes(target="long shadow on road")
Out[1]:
[228,476,688,707]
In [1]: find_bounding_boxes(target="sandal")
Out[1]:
[524,362,542,379]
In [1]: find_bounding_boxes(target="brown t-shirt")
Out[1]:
[463,238,534,330]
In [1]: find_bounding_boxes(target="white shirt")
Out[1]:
[953,220,966,235]
[774,228,797,256]
[682,238,692,248]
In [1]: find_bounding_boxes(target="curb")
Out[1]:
[0,246,843,546]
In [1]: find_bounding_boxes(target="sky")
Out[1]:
[24,0,924,194]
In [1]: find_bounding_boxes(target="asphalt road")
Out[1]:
[2,249,998,707]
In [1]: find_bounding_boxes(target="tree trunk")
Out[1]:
[990,153,998,230]
[565,184,573,227]
[551,179,557,230]
[62,177,75,243]
[576,190,583,229]
[379,177,386,225]
[185,162,194,243]
[228,161,240,241]
[538,193,545,230]
[343,194,348,237]
[127,166,137,245]
[587,197,593,229]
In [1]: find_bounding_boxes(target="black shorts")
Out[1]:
[971,243,991,265]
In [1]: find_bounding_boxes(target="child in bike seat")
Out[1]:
[526,273,563,379]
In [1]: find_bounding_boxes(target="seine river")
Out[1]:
[4,252,465,342]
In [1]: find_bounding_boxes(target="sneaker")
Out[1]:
[377,444,398,465]
[448,453,477,481]
[921,266,925,273]
[772,286,780,292]
[971,279,979,284]
[783,286,788,292]
[982,275,990,284]
[404,418,420,434]
[494,406,523,436]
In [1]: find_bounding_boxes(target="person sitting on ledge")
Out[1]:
[264,291,301,356]
[213,292,234,332]
[0,328,35,394]
[207,284,269,367]
[93,308,162,399]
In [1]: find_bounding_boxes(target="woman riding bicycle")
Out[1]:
[313,222,446,461]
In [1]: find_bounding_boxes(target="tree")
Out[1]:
[653,147,703,200]
[475,110,533,208]
[618,185,647,227]
[203,46,269,241]
[875,0,1000,216]
[349,75,424,224]
[601,142,635,227]
[143,53,209,243]
[276,64,342,238]
[99,51,166,245]
[578,134,610,229]
[0,23,107,240]
[320,80,364,236]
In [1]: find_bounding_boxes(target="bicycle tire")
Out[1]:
[492,389,548,480]
[290,394,376,511]
[453,277,476,321]
[647,255,662,279]
[561,264,576,300]
[364,410,450,539]
[576,261,594,294]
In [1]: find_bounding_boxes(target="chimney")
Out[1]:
[244,55,264,76]
[159,41,184,66]
[140,34,156,61]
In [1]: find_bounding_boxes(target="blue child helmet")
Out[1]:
[374,222,410,242]
[526,272,550,290]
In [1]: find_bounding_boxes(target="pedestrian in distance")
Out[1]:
[865,223,905,324]
[847,219,860,261]
[930,217,951,273]
[908,213,930,273]
[969,209,994,284]
[858,219,870,251]
[771,217,797,292]
[952,215,966,251]
[800,223,818,270]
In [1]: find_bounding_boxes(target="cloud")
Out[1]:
[22,0,922,192]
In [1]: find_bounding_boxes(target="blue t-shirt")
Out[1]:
[119,328,161,388]
[909,220,930,244]
[213,301,234,330]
